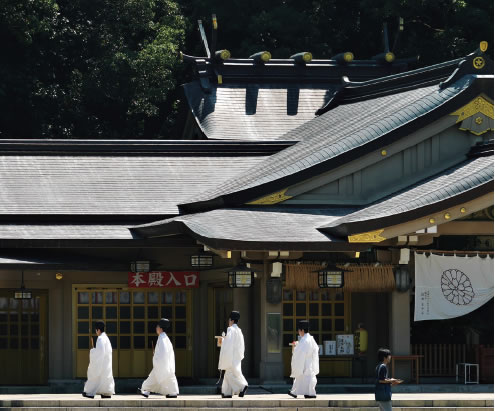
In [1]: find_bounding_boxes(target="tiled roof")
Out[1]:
[320,155,494,236]
[134,155,493,246]
[0,224,133,239]
[183,81,337,140]
[132,207,362,251]
[181,74,480,211]
[0,154,266,216]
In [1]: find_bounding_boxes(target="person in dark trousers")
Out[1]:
[375,348,402,411]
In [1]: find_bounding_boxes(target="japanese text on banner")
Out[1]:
[128,271,200,288]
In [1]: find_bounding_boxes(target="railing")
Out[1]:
[411,344,494,381]
[411,344,468,376]
[478,345,494,383]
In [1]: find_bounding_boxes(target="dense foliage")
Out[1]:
[183,0,493,62]
[0,0,185,138]
[0,0,492,138]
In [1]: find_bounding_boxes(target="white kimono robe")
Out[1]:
[141,332,179,396]
[290,333,319,396]
[84,332,115,396]
[218,324,248,395]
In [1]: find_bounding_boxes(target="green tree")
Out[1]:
[181,0,492,63]
[0,0,492,139]
[0,0,185,138]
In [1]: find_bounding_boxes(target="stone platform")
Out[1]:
[0,393,493,410]
[1,382,493,395]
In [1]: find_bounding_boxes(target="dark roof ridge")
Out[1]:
[316,57,463,115]
[182,52,411,89]
[0,139,296,156]
[440,48,494,89]
[317,45,494,116]
[339,57,463,88]
[183,53,415,67]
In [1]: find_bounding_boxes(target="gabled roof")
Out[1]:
[320,152,494,237]
[133,148,493,248]
[181,51,418,141]
[0,139,290,218]
[179,72,492,213]
[183,81,338,140]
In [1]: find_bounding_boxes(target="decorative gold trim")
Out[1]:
[450,96,494,123]
[348,229,386,243]
[458,125,494,136]
[473,56,486,70]
[247,188,292,205]
[480,41,488,52]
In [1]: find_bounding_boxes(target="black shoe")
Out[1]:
[304,395,317,398]
[166,394,177,398]
[288,390,297,398]
[82,392,94,399]
[239,385,248,398]
[101,395,111,399]
[221,394,232,398]
[138,388,149,398]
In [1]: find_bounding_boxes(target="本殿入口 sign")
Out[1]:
[128,271,200,288]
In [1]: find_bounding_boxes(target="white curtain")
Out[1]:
[414,253,494,321]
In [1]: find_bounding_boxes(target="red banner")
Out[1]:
[128,271,200,288]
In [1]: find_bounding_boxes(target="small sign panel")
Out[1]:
[128,271,199,288]
[337,334,354,355]
[324,340,336,356]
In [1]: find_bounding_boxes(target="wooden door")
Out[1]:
[281,288,352,377]
[74,286,193,378]
[0,290,48,384]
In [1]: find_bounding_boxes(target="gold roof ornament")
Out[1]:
[348,229,386,243]
[385,52,395,63]
[450,95,494,136]
[247,188,292,205]
[473,56,486,70]
[343,52,354,63]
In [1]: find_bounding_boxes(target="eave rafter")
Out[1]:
[347,192,494,244]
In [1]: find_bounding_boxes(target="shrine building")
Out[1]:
[0,41,493,387]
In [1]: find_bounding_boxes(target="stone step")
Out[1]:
[0,394,493,409]
[0,408,492,410]
[1,383,492,395]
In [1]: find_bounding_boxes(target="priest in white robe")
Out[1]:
[288,320,319,398]
[139,318,179,398]
[218,311,248,398]
[82,321,115,399]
